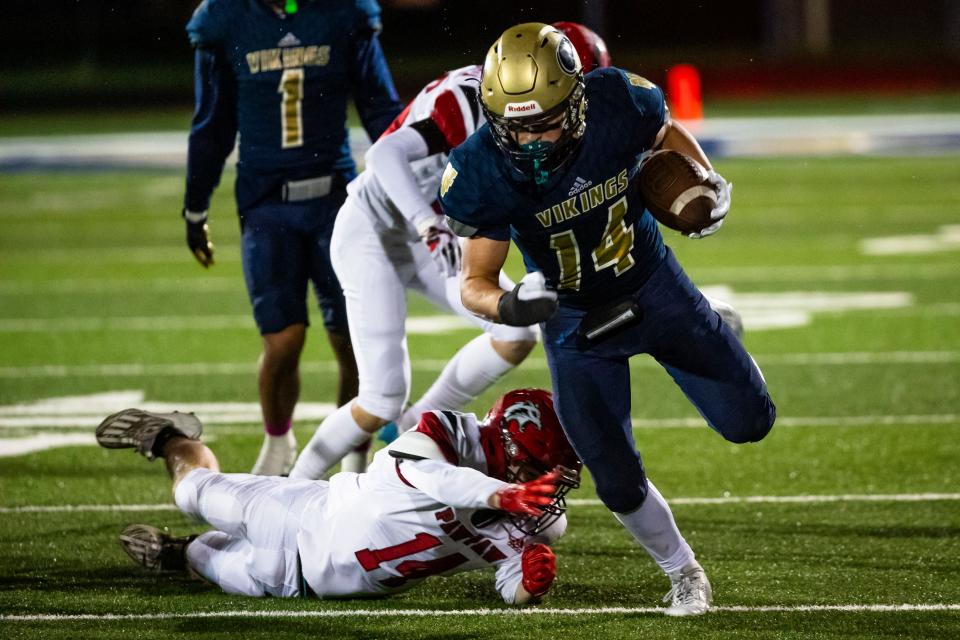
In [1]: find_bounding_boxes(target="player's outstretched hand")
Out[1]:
[521,543,557,598]
[497,271,558,326]
[689,172,732,239]
[491,469,561,516]
[184,210,215,268]
[421,224,461,277]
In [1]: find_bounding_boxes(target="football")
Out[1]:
[638,149,719,235]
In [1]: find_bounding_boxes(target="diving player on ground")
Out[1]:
[95,389,578,603]
[439,23,776,616]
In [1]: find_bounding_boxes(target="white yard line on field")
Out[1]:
[1,350,958,380]
[1,264,957,294]
[0,264,957,299]
[3,603,960,622]
[4,492,959,514]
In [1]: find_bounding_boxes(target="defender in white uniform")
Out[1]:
[286,65,539,480]
[95,389,579,604]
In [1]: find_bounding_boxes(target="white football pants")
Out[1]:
[330,197,536,420]
[175,468,327,597]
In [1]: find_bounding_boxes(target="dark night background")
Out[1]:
[2,0,959,110]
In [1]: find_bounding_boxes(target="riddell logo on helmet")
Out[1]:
[504,101,542,117]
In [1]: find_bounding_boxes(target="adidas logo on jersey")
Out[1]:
[278,32,301,47]
[568,176,592,197]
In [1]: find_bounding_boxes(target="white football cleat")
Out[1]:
[96,408,202,460]
[251,431,298,476]
[663,563,713,616]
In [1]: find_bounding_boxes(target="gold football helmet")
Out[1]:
[480,22,586,185]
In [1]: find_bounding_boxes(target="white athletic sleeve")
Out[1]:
[397,457,507,510]
[364,125,438,235]
[493,514,567,604]
[494,554,524,604]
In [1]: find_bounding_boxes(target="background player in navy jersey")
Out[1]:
[440,23,776,615]
[181,0,402,475]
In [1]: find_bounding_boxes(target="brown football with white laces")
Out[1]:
[638,150,718,235]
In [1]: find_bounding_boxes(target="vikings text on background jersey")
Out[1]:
[184,0,400,213]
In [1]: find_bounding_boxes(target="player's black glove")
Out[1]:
[183,209,215,268]
[497,271,558,326]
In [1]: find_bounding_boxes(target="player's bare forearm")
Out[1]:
[461,237,510,321]
[659,120,713,171]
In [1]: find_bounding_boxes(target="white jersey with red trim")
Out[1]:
[296,409,565,602]
[346,65,484,233]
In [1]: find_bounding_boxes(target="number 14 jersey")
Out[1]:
[440,67,670,309]
[296,410,565,602]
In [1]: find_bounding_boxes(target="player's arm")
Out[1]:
[619,68,729,238]
[365,122,460,275]
[183,46,237,267]
[659,119,731,238]
[348,1,402,140]
[389,414,562,511]
[494,543,559,605]
[461,238,558,326]
[460,236,510,320]
[657,119,712,171]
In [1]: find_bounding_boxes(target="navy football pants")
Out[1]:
[237,173,349,335]
[542,248,776,514]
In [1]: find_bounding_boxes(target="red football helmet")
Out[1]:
[552,22,612,73]
[479,389,581,534]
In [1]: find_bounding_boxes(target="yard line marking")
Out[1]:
[5,492,959,514]
[1,351,958,379]
[0,315,473,334]
[1,264,957,295]
[3,603,960,621]
[0,433,95,456]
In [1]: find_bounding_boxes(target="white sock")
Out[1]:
[250,431,297,476]
[614,480,696,576]
[397,334,514,433]
[341,440,371,474]
[288,402,370,480]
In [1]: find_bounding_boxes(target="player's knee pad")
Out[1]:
[355,390,406,423]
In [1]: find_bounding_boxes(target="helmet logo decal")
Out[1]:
[556,38,579,75]
[504,401,542,433]
[504,100,543,117]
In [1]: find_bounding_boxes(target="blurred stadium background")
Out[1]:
[1,1,959,638]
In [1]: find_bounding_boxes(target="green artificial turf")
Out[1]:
[1,155,959,637]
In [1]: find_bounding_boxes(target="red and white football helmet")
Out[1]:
[552,22,612,73]
[479,388,581,534]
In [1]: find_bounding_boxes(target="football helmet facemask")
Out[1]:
[480,23,586,186]
[552,22,612,73]
[480,388,581,535]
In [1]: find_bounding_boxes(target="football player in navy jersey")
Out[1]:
[181,0,402,475]
[440,23,776,615]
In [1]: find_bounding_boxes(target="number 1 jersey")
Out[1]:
[187,0,386,174]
